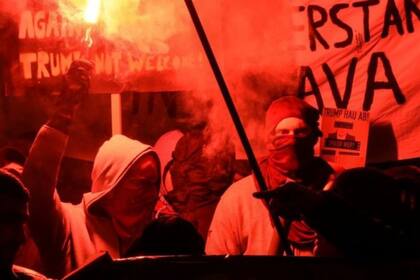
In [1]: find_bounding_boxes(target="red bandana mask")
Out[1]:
[261,96,321,189]
[265,134,315,188]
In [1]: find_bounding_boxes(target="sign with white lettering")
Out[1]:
[0,1,207,95]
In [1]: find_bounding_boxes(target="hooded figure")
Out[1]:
[152,130,184,217]
[206,96,342,256]
[164,129,236,240]
[23,126,160,278]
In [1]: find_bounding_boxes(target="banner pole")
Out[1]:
[111,93,122,135]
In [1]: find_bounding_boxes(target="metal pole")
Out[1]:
[111,93,122,135]
[184,0,293,256]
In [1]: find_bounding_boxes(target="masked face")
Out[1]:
[268,117,317,176]
[102,154,159,241]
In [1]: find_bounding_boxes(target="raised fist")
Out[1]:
[48,60,94,133]
[63,60,93,98]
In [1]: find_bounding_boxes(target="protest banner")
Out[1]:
[292,0,420,163]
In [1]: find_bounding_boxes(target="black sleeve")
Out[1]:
[301,191,415,258]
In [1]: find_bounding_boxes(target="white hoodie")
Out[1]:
[23,125,159,278]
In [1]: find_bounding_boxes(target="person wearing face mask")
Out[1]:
[22,60,160,278]
[205,96,343,256]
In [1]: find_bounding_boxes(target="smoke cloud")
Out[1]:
[183,0,299,159]
[2,0,299,161]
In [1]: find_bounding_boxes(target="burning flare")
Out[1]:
[84,0,101,24]
[83,0,101,49]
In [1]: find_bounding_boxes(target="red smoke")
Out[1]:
[184,0,299,159]
[1,0,299,160]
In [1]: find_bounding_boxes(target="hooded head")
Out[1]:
[264,96,321,179]
[87,135,160,242]
[0,168,29,271]
[166,129,235,209]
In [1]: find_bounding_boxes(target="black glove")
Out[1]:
[48,59,93,133]
[61,59,93,108]
[253,182,321,220]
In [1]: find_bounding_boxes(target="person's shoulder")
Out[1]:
[219,175,256,203]
[213,175,259,224]
[12,265,49,280]
[226,175,255,193]
[60,199,86,223]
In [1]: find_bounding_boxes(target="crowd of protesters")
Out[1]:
[0,60,419,279]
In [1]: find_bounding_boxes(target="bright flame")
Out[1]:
[82,0,101,49]
[84,0,101,23]
[59,0,189,54]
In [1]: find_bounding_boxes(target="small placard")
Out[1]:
[320,108,370,168]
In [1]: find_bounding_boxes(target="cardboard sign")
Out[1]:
[320,108,369,168]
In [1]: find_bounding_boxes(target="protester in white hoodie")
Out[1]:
[22,60,160,278]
